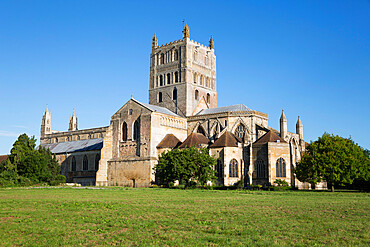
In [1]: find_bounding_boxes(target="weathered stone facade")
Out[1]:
[40,25,326,190]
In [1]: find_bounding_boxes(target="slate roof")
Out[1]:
[178,133,209,149]
[40,138,103,154]
[196,104,252,116]
[0,155,8,163]
[131,98,181,117]
[157,134,182,149]
[254,131,286,145]
[210,131,240,148]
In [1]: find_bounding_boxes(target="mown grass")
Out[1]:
[0,187,369,246]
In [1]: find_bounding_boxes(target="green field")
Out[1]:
[0,188,369,246]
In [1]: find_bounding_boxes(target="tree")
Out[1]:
[155,147,217,187]
[0,133,65,186]
[295,133,370,192]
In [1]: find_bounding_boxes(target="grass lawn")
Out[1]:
[0,187,369,246]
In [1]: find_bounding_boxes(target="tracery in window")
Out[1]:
[215,159,223,180]
[256,159,266,178]
[229,159,238,177]
[276,158,286,177]
[234,124,245,139]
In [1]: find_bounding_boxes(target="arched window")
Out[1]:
[206,78,209,87]
[276,158,286,177]
[194,73,197,84]
[95,154,100,171]
[229,159,238,177]
[256,159,266,178]
[167,73,171,84]
[174,71,179,83]
[174,50,178,60]
[133,120,140,141]
[71,156,76,172]
[215,159,223,179]
[206,93,210,104]
[160,53,164,64]
[160,75,163,86]
[173,88,177,100]
[200,75,203,85]
[83,155,88,171]
[197,125,206,136]
[195,90,199,100]
[234,124,245,139]
[158,92,162,103]
[122,122,127,141]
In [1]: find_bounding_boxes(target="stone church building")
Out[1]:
[40,26,324,189]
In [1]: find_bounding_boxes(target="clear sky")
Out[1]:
[0,0,369,154]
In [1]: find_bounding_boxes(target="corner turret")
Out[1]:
[152,33,158,50]
[280,110,287,140]
[68,109,78,131]
[296,116,303,140]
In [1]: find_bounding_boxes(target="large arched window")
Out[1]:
[215,159,223,180]
[174,71,179,83]
[83,155,88,171]
[160,53,164,64]
[160,75,163,86]
[276,158,286,177]
[173,88,177,100]
[256,159,266,178]
[95,154,100,171]
[71,156,76,172]
[158,92,163,103]
[195,90,199,100]
[167,73,171,84]
[122,122,127,141]
[133,120,140,141]
[234,124,245,139]
[229,159,238,178]
[174,50,178,60]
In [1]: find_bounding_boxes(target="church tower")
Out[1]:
[148,25,217,117]
[41,104,51,137]
[68,109,78,131]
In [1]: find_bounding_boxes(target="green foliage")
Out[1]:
[0,133,66,186]
[274,179,289,187]
[296,133,370,191]
[155,146,217,187]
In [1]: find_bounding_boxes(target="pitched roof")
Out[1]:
[131,98,181,117]
[157,134,182,149]
[0,155,8,163]
[210,131,240,148]
[178,133,209,149]
[254,130,286,145]
[195,104,252,116]
[40,138,103,154]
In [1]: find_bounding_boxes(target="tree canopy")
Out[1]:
[155,147,217,187]
[0,134,65,186]
[295,133,369,192]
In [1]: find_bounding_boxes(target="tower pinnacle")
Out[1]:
[152,33,158,49]
[209,35,214,49]
[183,24,189,39]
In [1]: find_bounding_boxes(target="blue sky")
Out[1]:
[0,0,369,154]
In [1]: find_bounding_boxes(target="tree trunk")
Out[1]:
[331,185,334,192]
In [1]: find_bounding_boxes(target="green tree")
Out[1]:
[295,133,370,192]
[155,147,217,187]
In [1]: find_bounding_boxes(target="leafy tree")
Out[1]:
[155,147,217,187]
[0,133,65,186]
[295,133,370,192]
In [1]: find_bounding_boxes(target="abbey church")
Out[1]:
[40,26,325,189]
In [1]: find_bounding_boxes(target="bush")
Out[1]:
[274,179,289,187]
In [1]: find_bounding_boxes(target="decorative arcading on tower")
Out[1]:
[152,33,158,50]
[209,35,214,50]
[41,104,51,137]
[280,110,287,140]
[296,116,303,140]
[68,109,78,131]
[183,24,189,39]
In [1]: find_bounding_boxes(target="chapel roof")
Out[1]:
[195,104,252,116]
[157,134,182,149]
[40,138,103,154]
[254,130,286,145]
[131,98,181,117]
[0,155,9,163]
[178,133,209,149]
[209,131,240,148]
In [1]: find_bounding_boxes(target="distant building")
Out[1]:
[40,26,326,189]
